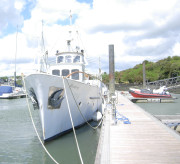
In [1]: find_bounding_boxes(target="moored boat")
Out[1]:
[129,86,172,99]
[0,85,25,99]
[24,15,107,142]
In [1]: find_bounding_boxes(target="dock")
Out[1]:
[0,93,26,99]
[155,115,180,131]
[95,92,180,164]
[130,97,176,103]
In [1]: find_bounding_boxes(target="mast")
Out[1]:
[39,20,48,72]
[14,25,18,87]
[41,20,45,52]
[67,10,72,51]
[143,60,146,88]
[99,56,102,80]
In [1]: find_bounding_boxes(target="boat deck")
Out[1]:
[0,94,26,99]
[95,92,180,164]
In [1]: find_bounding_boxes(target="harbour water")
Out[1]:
[137,94,180,115]
[0,98,101,164]
[0,94,180,164]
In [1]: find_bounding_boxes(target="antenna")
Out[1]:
[67,10,72,51]
[14,25,18,87]
[41,20,45,52]
[69,10,72,26]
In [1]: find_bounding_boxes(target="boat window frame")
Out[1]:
[65,55,72,63]
[52,69,60,76]
[62,69,70,77]
[57,56,64,63]
[73,55,80,63]
[71,69,79,80]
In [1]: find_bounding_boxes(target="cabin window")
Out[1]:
[57,56,64,63]
[52,70,60,76]
[65,55,72,63]
[71,69,79,80]
[73,56,80,63]
[62,69,70,77]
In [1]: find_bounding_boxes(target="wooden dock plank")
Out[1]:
[95,92,180,164]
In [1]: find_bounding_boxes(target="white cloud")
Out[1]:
[0,0,24,35]
[136,38,163,47]
[1,0,180,76]
[14,0,25,11]
[173,43,180,56]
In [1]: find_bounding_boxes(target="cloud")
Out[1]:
[1,0,180,77]
[0,0,24,36]
[88,20,155,34]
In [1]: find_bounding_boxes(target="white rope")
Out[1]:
[22,74,60,164]
[62,77,84,164]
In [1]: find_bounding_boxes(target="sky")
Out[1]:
[1,0,180,77]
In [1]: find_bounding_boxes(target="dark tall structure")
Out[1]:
[109,45,115,98]
[143,60,146,88]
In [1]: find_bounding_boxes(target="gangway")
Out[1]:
[147,76,180,89]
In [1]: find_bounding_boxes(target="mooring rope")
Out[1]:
[65,78,104,130]
[62,77,84,164]
[22,74,60,164]
[115,110,131,124]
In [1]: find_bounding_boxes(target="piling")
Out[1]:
[109,45,115,97]
[143,60,146,88]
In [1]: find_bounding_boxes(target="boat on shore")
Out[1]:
[129,86,172,99]
[24,16,107,142]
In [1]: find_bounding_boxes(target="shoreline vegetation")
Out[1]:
[0,76,23,86]
[102,56,180,85]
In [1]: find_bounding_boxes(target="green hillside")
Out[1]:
[102,56,180,84]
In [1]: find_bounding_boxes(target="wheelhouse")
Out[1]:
[56,52,84,64]
[49,51,86,81]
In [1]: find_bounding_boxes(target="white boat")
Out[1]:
[24,18,106,142]
[0,27,26,99]
[0,85,25,99]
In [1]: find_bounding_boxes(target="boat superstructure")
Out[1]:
[48,51,86,81]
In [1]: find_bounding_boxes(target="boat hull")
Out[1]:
[129,89,172,99]
[25,73,102,142]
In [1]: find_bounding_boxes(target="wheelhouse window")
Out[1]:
[73,56,80,63]
[62,69,70,77]
[52,70,60,76]
[57,56,64,63]
[71,69,79,80]
[65,55,72,63]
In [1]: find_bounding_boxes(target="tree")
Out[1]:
[102,72,109,84]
